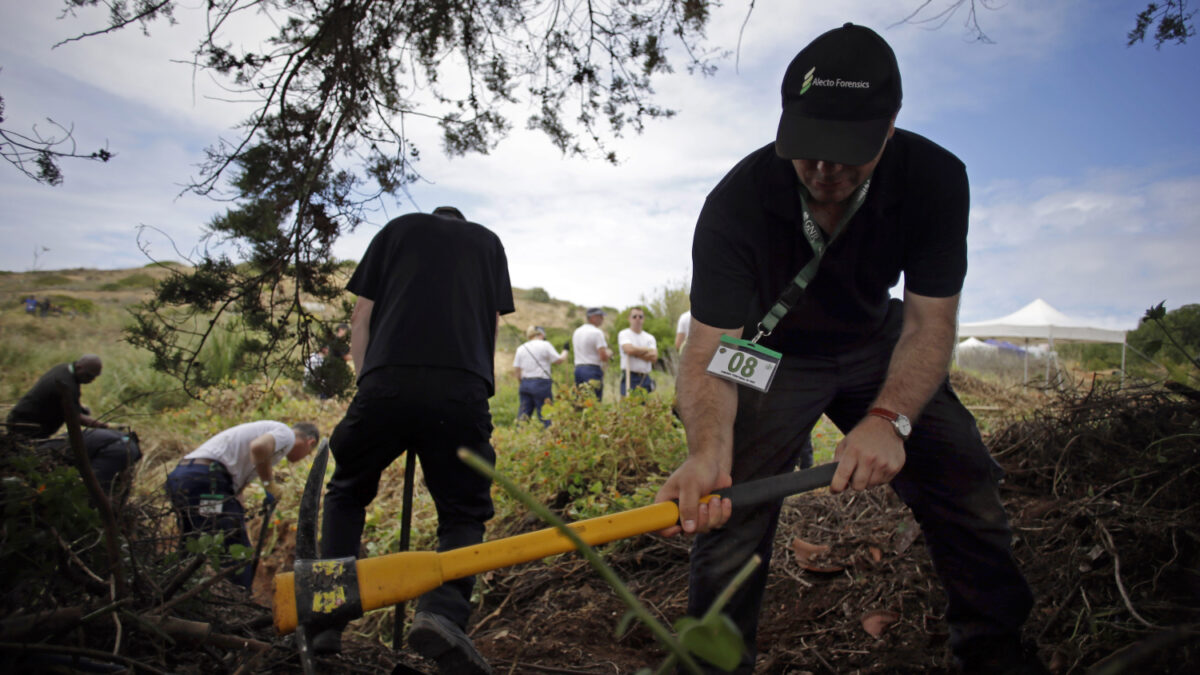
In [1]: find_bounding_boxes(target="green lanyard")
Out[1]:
[750,178,872,344]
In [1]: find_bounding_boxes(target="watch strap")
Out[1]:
[867,407,898,423]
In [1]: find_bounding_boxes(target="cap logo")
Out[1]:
[800,66,815,95]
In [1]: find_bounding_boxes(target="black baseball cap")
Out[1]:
[775,23,902,165]
[432,206,466,220]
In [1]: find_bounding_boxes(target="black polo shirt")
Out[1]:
[348,212,515,393]
[6,363,80,438]
[690,129,968,356]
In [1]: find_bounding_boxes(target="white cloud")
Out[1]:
[962,171,1200,326]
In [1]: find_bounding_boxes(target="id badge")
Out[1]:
[705,335,782,393]
[198,495,225,516]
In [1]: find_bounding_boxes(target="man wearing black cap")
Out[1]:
[313,206,514,674]
[655,24,1043,674]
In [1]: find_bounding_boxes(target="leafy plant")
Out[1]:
[492,384,687,520]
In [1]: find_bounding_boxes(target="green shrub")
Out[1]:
[526,287,552,303]
[29,273,72,287]
[48,295,96,315]
[99,272,158,291]
[491,384,687,523]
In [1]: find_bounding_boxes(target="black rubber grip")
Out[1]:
[711,462,837,509]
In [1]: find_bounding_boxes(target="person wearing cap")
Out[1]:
[312,206,513,674]
[513,325,568,426]
[655,24,1043,674]
[617,307,658,396]
[164,420,320,589]
[572,307,612,399]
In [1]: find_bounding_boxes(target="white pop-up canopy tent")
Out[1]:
[958,298,1128,383]
[956,337,998,352]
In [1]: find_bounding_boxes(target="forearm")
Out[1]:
[676,327,739,472]
[873,293,959,421]
[250,446,274,483]
[621,345,658,361]
[350,297,373,373]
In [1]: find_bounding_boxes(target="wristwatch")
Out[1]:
[868,407,912,441]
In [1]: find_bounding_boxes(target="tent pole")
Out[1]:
[1046,334,1054,386]
[1120,340,1127,389]
[1023,338,1029,386]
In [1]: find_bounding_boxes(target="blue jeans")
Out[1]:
[164,462,254,588]
[518,378,554,427]
[574,364,604,399]
[686,334,1033,673]
[619,371,655,396]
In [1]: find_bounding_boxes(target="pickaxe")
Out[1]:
[274,460,836,636]
[290,437,329,675]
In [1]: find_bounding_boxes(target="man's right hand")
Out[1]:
[653,457,732,537]
[264,481,283,503]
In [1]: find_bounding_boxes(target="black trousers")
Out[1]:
[32,428,141,495]
[687,334,1034,673]
[321,366,496,629]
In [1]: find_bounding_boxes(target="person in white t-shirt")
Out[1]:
[513,325,568,426]
[164,420,320,588]
[572,307,612,399]
[675,310,692,351]
[618,307,659,396]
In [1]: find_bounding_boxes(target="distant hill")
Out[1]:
[0,265,606,381]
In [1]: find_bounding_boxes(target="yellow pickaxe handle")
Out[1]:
[274,462,836,634]
[273,499,681,634]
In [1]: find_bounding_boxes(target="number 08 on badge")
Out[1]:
[706,335,782,392]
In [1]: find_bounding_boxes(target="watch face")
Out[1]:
[895,414,912,438]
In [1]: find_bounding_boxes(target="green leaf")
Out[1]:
[1145,302,1167,322]
[616,609,638,637]
[674,614,745,671]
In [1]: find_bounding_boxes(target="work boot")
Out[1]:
[407,611,492,675]
[954,634,1049,675]
[310,627,342,656]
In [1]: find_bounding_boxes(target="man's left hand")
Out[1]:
[830,416,906,493]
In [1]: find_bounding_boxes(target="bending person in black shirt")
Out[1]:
[6,355,141,494]
[654,24,1044,674]
[313,207,514,675]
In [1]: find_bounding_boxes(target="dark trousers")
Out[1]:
[83,429,141,493]
[33,428,142,495]
[321,366,496,629]
[687,335,1034,673]
[574,364,604,399]
[518,377,553,427]
[164,463,254,588]
[619,371,655,397]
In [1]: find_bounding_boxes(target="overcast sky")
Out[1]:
[2,0,1198,329]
